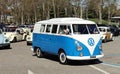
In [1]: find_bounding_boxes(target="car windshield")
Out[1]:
[99,28,106,32]
[3,27,16,32]
[72,24,99,34]
[107,28,110,32]
[19,25,26,28]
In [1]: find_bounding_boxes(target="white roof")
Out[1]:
[36,18,96,24]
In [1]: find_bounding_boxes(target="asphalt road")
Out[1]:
[0,36,120,74]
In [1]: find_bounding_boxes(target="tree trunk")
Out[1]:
[52,0,56,18]
[80,4,83,18]
[98,0,103,24]
[65,8,67,17]
[108,7,111,25]
[98,7,102,24]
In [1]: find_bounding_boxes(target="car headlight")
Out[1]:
[5,39,9,42]
[75,41,83,51]
[28,37,31,40]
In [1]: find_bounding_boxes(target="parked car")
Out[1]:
[98,26,113,43]
[4,27,24,42]
[26,31,32,45]
[0,29,10,48]
[18,25,31,40]
[26,26,34,45]
[0,24,7,30]
[110,26,119,36]
[98,24,119,36]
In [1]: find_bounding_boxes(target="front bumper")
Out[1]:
[27,41,32,45]
[66,54,104,60]
[0,43,10,48]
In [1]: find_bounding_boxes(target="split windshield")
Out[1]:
[72,24,99,34]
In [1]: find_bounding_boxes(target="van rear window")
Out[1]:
[52,25,58,33]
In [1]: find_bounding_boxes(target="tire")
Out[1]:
[27,42,29,45]
[13,37,17,42]
[27,42,32,45]
[36,48,43,58]
[103,37,107,43]
[59,51,68,64]
[6,44,10,49]
[111,37,114,41]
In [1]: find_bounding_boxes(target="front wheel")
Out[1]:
[103,37,107,43]
[59,51,68,64]
[13,37,17,42]
[36,48,43,58]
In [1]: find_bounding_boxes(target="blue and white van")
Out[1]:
[32,18,104,64]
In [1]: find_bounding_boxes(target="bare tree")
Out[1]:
[104,0,117,25]
[0,0,119,25]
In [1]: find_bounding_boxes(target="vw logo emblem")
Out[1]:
[88,38,95,46]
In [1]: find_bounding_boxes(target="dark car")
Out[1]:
[0,24,6,30]
[109,25,119,36]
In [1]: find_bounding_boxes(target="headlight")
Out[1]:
[28,37,31,39]
[75,41,83,51]
[5,39,9,42]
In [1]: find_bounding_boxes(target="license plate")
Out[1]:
[90,56,96,58]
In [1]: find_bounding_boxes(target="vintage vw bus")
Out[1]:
[32,18,104,64]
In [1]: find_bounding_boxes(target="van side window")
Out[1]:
[59,25,70,34]
[40,24,45,32]
[46,25,51,33]
[52,25,58,33]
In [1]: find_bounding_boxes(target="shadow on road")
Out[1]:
[35,53,103,66]
[0,47,12,50]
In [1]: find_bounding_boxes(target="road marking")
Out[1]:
[89,65,110,74]
[28,70,34,74]
[102,63,120,68]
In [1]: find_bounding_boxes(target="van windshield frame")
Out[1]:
[72,24,99,34]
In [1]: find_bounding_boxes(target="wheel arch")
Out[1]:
[33,46,41,53]
[58,48,66,55]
